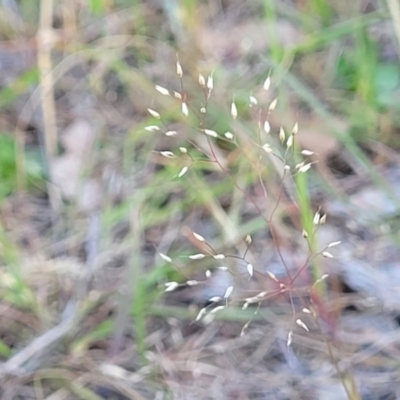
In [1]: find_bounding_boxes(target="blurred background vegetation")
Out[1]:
[0,0,400,398]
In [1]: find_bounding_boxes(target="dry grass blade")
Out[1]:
[387,0,400,55]
[0,300,78,377]
[37,0,60,211]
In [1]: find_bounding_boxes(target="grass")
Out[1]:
[0,0,399,398]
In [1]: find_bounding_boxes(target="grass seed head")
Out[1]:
[204,129,218,138]
[224,132,233,140]
[279,127,285,143]
[296,318,309,332]
[292,122,299,135]
[301,149,315,156]
[224,285,233,298]
[286,135,293,148]
[231,102,238,119]
[207,75,213,90]
[313,274,329,287]
[287,330,293,347]
[160,151,175,158]
[298,163,312,173]
[269,98,278,111]
[182,102,189,116]
[147,108,161,119]
[196,307,207,321]
[155,85,170,96]
[240,321,250,337]
[263,76,271,91]
[178,166,189,177]
[198,73,206,87]
[159,253,172,263]
[176,60,183,77]
[262,143,273,153]
[193,232,205,242]
[313,209,321,225]
[165,281,179,292]
[189,253,205,260]
[267,271,278,282]
[250,95,258,105]
[244,291,267,304]
[211,305,225,313]
[145,125,160,132]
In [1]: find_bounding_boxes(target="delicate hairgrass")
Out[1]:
[5,2,398,398]
[147,57,366,399]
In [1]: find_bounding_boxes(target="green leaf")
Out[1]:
[90,0,106,14]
